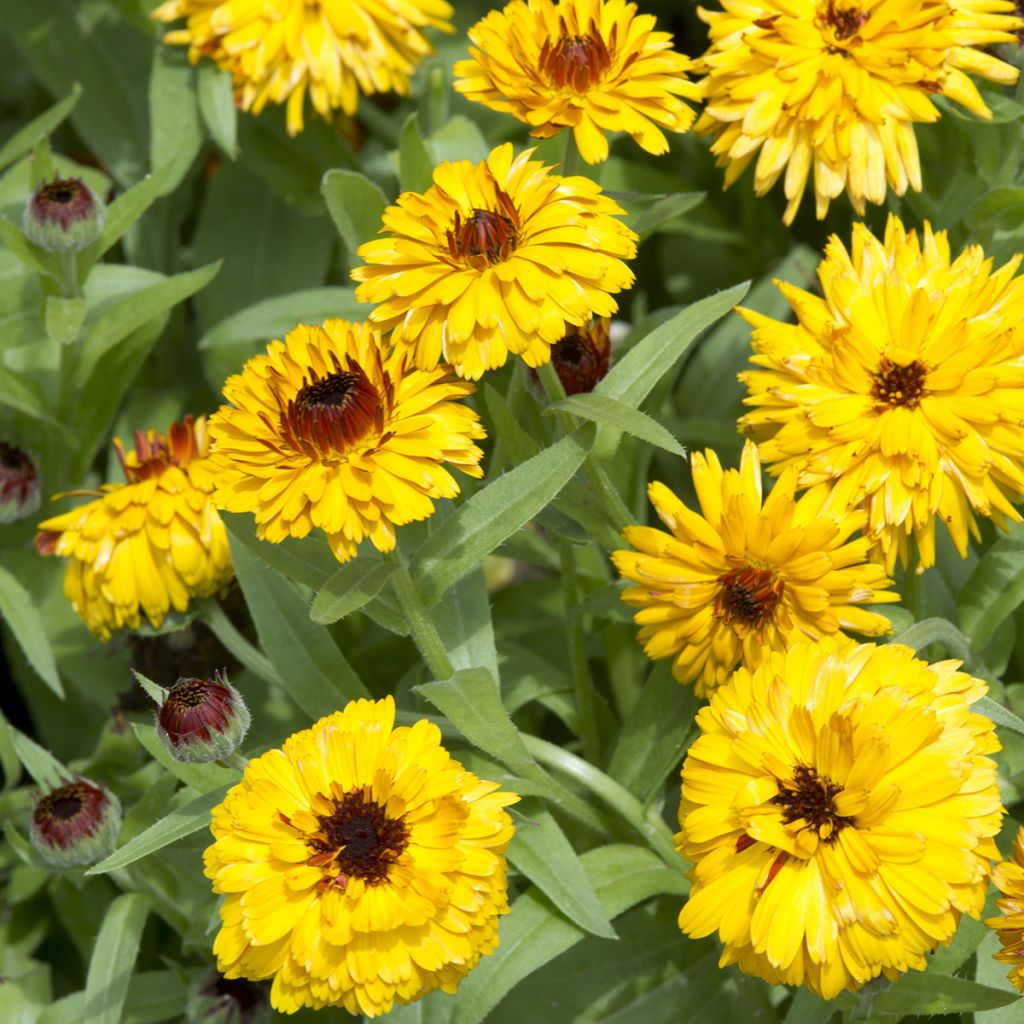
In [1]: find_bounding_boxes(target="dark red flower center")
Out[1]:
[771,764,854,842]
[540,27,612,91]
[550,321,611,395]
[447,207,518,268]
[0,441,38,503]
[715,566,783,630]
[30,178,96,231]
[158,675,235,747]
[871,357,927,408]
[822,1,867,41]
[33,780,108,849]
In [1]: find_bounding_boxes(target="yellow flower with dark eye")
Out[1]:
[739,215,1024,573]
[612,441,897,697]
[694,0,1023,223]
[453,0,701,165]
[35,417,233,642]
[677,636,1004,999]
[207,318,485,563]
[986,824,1024,993]
[351,143,636,380]
[152,0,453,136]
[204,696,518,1016]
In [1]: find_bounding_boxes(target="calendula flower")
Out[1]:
[739,216,1024,573]
[612,442,897,697]
[695,0,1023,223]
[204,696,517,1016]
[986,824,1024,993]
[546,316,612,395]
[677,637,1004,998]
[453,0,700,164]
[35,417,233,641]
[351,143,636,380]
[207,319,484,562]
[152,0,453,136]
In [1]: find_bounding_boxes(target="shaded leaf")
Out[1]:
[547,394,685,457]
[322,169,388,253]
[83,893,150,1024]
[198,63,238,158]
[0,83,82,173]
[311,561,399,624]
[0,565,63,697]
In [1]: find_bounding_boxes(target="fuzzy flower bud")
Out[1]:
[29,777,121,868]
[0,441,40,524]
[186,974,270,1024]
[24,176,105,252]
[548,317,611,395]
[156,672,250,764]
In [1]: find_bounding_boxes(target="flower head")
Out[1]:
[24,177,105,252]
[739,216,1024,573]
[695,0,1023,223]
[204,696,517,1016]
[152,0,453,136]
[986,824,1024,993]
[35,417,233,641]
[352,143,636,380]
[30,777,122,868]
[156,672,251,764]
[186,974,269,1024]
[454,0,700,164]
[207,319,485,562]
[547,317,611,395]
[676,637,1004,998]
[0,441,40,523]
[612,442,898,696]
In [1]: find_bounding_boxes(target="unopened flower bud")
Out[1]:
[0,441,40,524]
[24,177,106,252]
[186,974,269,1024]
[156,672,250,764]
[30,777,121,868]
[548,317,611,395]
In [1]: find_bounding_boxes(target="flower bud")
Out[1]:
[0,441,40,524]
[548,317,611,395]
[186,974,269,1024]
[156,672,250,764]
[29,777,121,868]
[24,177,106,252]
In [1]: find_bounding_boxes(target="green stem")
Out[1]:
[201,602,281,688]
[389,563,454,680]
[559,539,600,763]
[59,250,80,298]
[561,128,581,178]
[489,360,528,477]
[221,751,250,773]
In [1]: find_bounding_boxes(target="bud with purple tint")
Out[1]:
[29,777,121,868]
[155,671,250,764]
[0,441,40,524]
[24,176,105,252]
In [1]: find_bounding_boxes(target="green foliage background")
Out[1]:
[2,1,1024,1022]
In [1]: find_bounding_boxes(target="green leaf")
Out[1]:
[433,565,500,683]
[871,973,1018,1015]
[0,217,58,278]
[452,845,687,1024]
[311,561,399,624]
[429,115,489,165]
[0,706,20,792]
[0,367,74,439]
[891,617,972,660]
[229,532,371,719]
[629,192,705,240]
[0,83,81,173]
[322,169,388,254]
[198,63,239,159]
[148,47,202,175]
[132,724,237,793]
[83,893,150,1024]
[509,803,616,939]
[959,527,1024,649]
[410,427,594,605]
[399,113,436,193]
[415,668,537,777]
[131,670,166,707]
[783,988,837,1024]
[87,784,229,875]
[223,513,333,590]
[0,564,64,697]
[45,295,86,346]
[9,728,65,788]
[547,394,686,457]
[597,283,750,409]
[976,695,1024,737]
[39,970,187,1024]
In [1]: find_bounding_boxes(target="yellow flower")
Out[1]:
[694,0,1023,223]
[739,216,1024,574]
[35,417,233,642]
[351,143,636,380]
[453,0,701,165]
[204,696,518,1016]
[986,824,1024,993]
[676,637,1004,999]
[612,442,897,697]
[152,0,453,136]
[207,318,485,563]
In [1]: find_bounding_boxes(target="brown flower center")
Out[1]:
[540,28,612,91]
[549,321,611,395]
[447,205,519,269]
[771,764,854,842]
[31,178,95,229]
[281,364,381,456]
[308,789,409,886]
[33,780,108,849]
[715,566,783,630]
[871,357,927,409]
[821,1,867,41]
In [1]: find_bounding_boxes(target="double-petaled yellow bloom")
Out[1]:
[351,143,636,380]
[454,0,700,165]
[740,216,1024,573]
[35,417,233,641]
[677,637,1004,998]
[986,824,1024,993]
[152,0,453,135]
[205,696,517,1016]
[207,318,485,563]
[695,0,1023,223]
[612,442,897,696]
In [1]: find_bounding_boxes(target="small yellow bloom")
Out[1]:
[677,636,1004,999]
[35,417,232,641]
[204,696,518,1016]
[454,0,701,165]
[207,318,485,562]
[986,824,1024,993]
[152,0,453,135]
[351,143,637,380]
[695,0,1023,223]
[740,215,1024,573]
[612,442,897,697]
